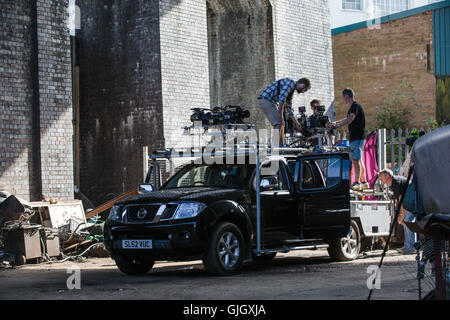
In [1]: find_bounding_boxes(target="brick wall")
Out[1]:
[207,0,275,130]
[78,0,165,204]
[332,12,435,128]
[272,0,335,118]
[77,0,334,202]
[37,0,74,200]
[0,0,73,201]
[159,0,211,148]
[0,1,35,199]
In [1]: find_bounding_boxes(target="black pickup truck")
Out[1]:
[104,152,358,275]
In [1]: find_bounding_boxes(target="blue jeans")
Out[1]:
[349,139,365,160]
[402,210,417,250]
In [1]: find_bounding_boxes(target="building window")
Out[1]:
[373,0,409,16]
[342,0,362,10]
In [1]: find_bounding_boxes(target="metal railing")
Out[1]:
[335,127,434,175]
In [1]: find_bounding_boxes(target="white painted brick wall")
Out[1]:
[37,0,74,200]
[272,0,335,118]
[159,0,211,149]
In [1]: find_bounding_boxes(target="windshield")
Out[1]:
[161,163,255,190]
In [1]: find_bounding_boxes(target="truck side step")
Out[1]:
[258,244,329,255]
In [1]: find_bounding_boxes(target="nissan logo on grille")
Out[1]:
[137,208,147,219]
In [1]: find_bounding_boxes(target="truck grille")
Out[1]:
[125,204,160,222]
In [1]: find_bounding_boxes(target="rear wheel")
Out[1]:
[203,222,245,276]
[114,255,155,275]
[327,220,361,261]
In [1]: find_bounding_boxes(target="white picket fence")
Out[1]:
[336,127,433,174]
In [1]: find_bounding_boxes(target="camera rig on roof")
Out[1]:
[189,105,250,127]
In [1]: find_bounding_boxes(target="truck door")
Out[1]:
[297,155,351,239]
[251,160,298,243]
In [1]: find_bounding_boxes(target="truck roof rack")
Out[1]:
[183,123,255,136]
[149,143,350,160]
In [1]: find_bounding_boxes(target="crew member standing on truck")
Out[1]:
[329,88,368,191]
[258,78,311,145]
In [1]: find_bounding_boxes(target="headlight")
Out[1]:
[173,202,206,219]
[108,205,122,221]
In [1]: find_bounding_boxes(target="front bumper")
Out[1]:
[103,221,205,259]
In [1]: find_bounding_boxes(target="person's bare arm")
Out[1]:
[289,114,302,130]
[333,113,355,129]
[398,205,405,225]
[327,117,346,127]
[278,102,286,129]
[279,102,286,145]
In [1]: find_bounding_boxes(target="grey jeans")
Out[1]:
[258,98,282,128]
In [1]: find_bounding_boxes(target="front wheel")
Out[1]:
[203,222,246,276]
[114,255,155,275]
[327,220,361,261]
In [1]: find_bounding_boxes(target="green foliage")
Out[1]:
[424,118,445,131]
[436,77,450,125]
[375,78,420,130]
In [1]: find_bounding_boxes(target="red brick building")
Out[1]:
[331,1,450,129]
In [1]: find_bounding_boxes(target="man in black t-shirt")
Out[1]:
[328,88,368,191]
[379,169,408,199]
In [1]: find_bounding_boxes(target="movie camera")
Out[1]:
[298,105,330,135]
[406,129,425,146]
[190,105,250,126]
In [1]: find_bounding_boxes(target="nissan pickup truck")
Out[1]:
[104,150,391,276]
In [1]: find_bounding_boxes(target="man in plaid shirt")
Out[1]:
[258,78,310,132]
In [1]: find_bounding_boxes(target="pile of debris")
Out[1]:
[0,190,109,267]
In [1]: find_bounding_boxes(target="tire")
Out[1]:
[252,252,277,263]
[327,220,361,261]
[114,255,155,275]
[15,255,26,266]
[203,222,246,276]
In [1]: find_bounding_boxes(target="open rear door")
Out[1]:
[297,154,351,239]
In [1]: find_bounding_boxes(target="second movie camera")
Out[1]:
[190,105,250,126]
[297,105,330,136]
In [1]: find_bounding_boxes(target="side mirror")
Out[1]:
[139,184,154,194]
[260,176,279,191]
[260,178,270,189]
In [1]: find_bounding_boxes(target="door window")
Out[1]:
[300,157,342,190]
[254,161,288,191]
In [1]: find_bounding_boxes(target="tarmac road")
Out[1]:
[0,249,428,300]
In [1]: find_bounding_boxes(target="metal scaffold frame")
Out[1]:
[144,136,350,256]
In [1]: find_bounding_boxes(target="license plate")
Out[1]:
[122,239,152,249]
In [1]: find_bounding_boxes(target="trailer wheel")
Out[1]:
[15,255,26,266]
[327,220,361,261]
[203,222,245,276]
[114,255,155,275]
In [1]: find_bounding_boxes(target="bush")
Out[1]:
[375,78,420,130]
[424,118,445,131]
